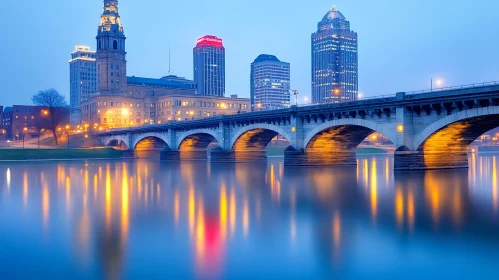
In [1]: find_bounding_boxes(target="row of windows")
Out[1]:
[87,100,248,110]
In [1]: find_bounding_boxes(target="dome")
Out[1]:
[322,6,346,21]
[253,54,281,64]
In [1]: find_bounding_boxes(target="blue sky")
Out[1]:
[1,0,499,106]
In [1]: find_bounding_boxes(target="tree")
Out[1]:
[32,89,69,145]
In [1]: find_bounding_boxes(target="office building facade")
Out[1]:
[250,55,290,111]
[312,6,358,104]
[69,46,97,125]
[193,35,226,97]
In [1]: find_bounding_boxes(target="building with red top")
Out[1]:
[193,35,226,97]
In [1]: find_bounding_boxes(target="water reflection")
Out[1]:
[0,155,499,279]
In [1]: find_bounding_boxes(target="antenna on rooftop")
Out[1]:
[168,41,171,74]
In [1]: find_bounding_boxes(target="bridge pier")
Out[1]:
[160,150,181,161]
[394,151,469,170]
[122,149,136,158]
[180,151,209,161]
[284,148,357,166]
[210,149,267,163]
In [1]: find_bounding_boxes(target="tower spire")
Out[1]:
[99,0,123,33]
[96,0,127,95]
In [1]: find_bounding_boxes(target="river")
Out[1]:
[1,153,498,279]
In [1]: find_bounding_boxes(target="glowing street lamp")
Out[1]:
[431,78,443,90]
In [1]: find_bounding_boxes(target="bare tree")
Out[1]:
[32,89,69,145]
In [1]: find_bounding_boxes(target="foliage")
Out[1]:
[32,89,69,145]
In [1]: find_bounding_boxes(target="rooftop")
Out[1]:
[195,35,224,48]
[127,76,195,89]
[253,54,281,64]
[322,6,346,21]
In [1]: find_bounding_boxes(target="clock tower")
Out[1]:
[96,0,127,95]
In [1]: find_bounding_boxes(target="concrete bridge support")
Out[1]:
[160,150,181,161]
[284,148,357,166]
[394,151,469,170]
[210,149,267,163]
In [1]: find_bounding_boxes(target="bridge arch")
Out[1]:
[176,129,223,151]
[301,119,396,165]
[304,119,397,149]
[132,132,171,150]
[414,106,499,151]
[230,123,292,151]
[105,137,129,150]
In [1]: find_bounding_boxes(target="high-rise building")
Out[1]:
[193,35,225,97]
[250,55,290,111]
[69,46,97,125]
[311,6,358,104]
[96,0,127,95]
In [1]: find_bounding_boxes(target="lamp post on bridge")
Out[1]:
[291,90,299,106]
[431,78,443,91]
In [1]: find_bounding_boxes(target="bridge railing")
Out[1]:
[405,80,499,95]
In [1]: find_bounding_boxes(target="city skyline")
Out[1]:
[1,0,499,105]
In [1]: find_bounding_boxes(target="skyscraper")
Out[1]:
[96,0,127,95]
[193,35,225,97]
[311,6,358,104]
[250,55,290,111]
[69,46,97,125]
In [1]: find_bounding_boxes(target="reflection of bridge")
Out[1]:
[99,83,499,170]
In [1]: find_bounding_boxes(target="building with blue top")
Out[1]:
[312,6,358,104]
[250,55,290,111]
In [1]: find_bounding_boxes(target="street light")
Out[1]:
[431,78,443,90]
[23,127,28,149]
[65,125,71,148]
[291,90,299,106]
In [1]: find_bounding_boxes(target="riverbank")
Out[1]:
[0,148,122,161]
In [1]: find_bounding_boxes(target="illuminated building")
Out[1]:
[0,106,5,140]
[250,55,291,111]
[80,94,249,129]
[5,105,69,140]
[311,6,358,104]
[75,3,246,128]
[1,107,12,139]
[194,36,226,97]
[96,0,127,95]
[69,46,97,125]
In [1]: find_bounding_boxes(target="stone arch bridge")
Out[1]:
[98,83,499,170]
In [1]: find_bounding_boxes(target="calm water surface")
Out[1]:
[1,154,499,279]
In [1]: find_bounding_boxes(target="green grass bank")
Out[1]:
[0,148,122,161]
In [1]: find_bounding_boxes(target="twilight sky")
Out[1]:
[0,0,498,106]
